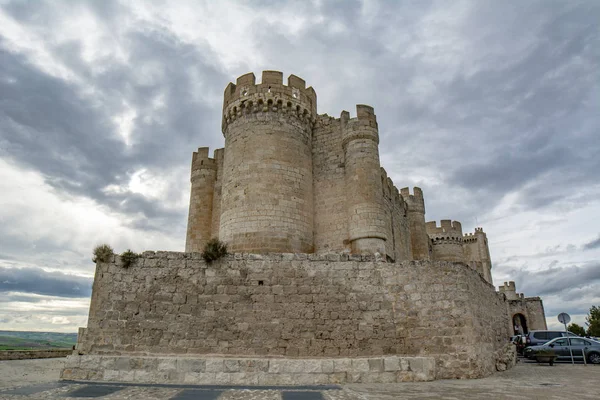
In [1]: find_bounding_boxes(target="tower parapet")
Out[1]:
[499,281,520,300]
[401,187,429,260]
[222,71,317,133]
[463,227,493,284]
[426,220,464,262]
[186,147,220,252]
[219,71,316,253]
[342,105,387,254]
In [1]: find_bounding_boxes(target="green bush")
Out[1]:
[92,244,114,263]
[120,249,140,268]
[202,238,228,263]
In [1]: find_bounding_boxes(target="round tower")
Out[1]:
[426,220,464,262]
[400,187,430,260]
[342,105,387,254]
[185,147,217,252]
[219,71,316,253]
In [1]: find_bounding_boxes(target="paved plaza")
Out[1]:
[0,358,597,399]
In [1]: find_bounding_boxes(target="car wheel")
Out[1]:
[588,352,600,364]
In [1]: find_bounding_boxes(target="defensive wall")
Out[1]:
[498,281,547,334]
[64,252,514,383]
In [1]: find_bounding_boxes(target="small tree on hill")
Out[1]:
[586,305,600,336]
[568,323,586,337]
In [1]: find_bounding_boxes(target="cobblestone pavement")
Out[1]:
[0,359,597,399]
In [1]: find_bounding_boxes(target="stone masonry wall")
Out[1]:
[218,72,315,253]
[508,298,548,332]
[312,115,348,253]
[381,170,411,261]
[81,252,511,379]
[185,148,217,252]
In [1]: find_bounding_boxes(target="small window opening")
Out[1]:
[258,280,264,286]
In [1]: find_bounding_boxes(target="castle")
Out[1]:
[62,71,546,385]
[186,71,492,283]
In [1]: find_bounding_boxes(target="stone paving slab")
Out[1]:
[0,383,67,396]
[0,361,598,399]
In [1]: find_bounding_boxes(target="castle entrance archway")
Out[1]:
[513,313,528,334]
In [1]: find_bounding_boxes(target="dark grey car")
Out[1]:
[524,330,578,347]
[524,337,600,364]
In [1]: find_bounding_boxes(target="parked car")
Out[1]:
[524,336,600,364]
[510,334,526,355]
[524,330,580,347]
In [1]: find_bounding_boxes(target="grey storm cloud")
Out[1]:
[497,262,600,299]
[0,17,227,233]
[0,0,599,331]
[583,235,600,251]
[1,0,598,228]
[0,266,92,298]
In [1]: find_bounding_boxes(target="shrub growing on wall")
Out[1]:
[202,238,228,263]
[120,249,140,268]
[92,244,114,263]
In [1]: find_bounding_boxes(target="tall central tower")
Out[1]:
[219,71,317,253]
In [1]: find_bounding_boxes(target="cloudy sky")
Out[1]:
[0,0,598,333]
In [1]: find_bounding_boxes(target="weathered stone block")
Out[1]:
[384,356,400,372]
[205,359,223,372]
[177,358,205,373]
[350,359,370,373]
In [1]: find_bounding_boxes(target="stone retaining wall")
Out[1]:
[61,355,435,384]
[77,252,512,380]
[0,349,72,360]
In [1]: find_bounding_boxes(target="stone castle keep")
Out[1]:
[63,71,546,385]
[186,71,493,282]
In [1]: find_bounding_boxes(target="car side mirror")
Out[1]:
[549,344,554,348]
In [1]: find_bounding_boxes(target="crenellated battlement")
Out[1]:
[400,187,425,214]
[498,281,525,300]
[191,147,221,172]
[341,105,379,148]
[426,220,463,245]
[463,227,486,243]
[380,169,406,209]
[222,71,317,132]
[340,104,378,127]
[499,281,516,293]
[426,220,463,234]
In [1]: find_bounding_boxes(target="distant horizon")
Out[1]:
[0,329,78,334]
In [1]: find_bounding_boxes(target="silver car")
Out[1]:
[524,336,600,364]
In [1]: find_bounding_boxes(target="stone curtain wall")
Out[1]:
[312,115,348,253]
[381,169,412,261]
[82,253,511,379]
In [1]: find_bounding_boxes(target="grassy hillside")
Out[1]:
[0,330,77,350]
